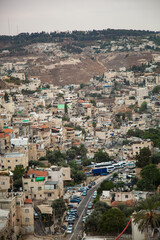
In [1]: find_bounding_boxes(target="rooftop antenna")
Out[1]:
[8,18,10,35]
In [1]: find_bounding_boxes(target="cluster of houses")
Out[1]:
[0,53,160,239]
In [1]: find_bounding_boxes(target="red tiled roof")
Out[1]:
[52,128,59,131]
[24,198,32,204]
[38,125,49,129]
[73,142,81,146]
[78,100,84,103]
[111,200,135,207]
[0,133,9,138]
[27,169,48,177]
[65,127,74,130]
[84,104,91,108]
[3,129,13,133]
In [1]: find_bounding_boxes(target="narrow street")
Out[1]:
[67,172,116,240]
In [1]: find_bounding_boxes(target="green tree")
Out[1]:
[137,164,160,191]
[71,168,86,184]
[133,197,160,239]
[13,165,25,188]
[66,148,76,160]
[72,144,88,158]
[94,149,110,163]
[85,210,102,233]
[81,157,92,166]
[64,102,68,114]
[85,202,110,234]
[4,92,9,102]
[90,99,96,106]
[139,101,147,113]
[79,144,88,157]
[98,208,125,234]
[94,201,111,213]
[152,85,160,94]
[150,153,160,164]
[46,150,66,166]
[136,147,151,168]
[51,199,66,217]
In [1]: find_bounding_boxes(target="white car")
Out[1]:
[67,226,73,234]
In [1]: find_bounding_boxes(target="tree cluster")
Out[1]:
[127,128,160,149]
[85,201,126,235]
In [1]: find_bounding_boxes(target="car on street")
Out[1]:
[67,226,73,234]
[34,211,38,219]
[88,202,93,209]
[91,181,96,185]
[82,216,87,222]
[82,191,87,196]
[86,210,92,215]
[70,198,81,203]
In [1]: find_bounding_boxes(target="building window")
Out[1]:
[38,187,42,190]
[1,182,5,185]
[8,160,10,162]
[24,182,28,185]
[16,160,18,162]
[16,202,20,205]
[48,193,52,197]
[25,218,30,222]
[25,209,29,213]
[17,219,19,222]
[125,195,128,198]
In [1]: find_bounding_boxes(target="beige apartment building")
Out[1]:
[63,127,75,141]
[22,169,48,200]
[0,152,28,171]
[0,171,12,196]
[28,143,46,161]
[132,140,153,156]
[0,132,10,152]
[0,192,34,240]
[22,167,71,203]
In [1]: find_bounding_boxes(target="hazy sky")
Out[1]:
[0,0,160,35]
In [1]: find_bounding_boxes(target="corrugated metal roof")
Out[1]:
[45,181,58,185]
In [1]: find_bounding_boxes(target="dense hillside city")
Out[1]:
[0,29,160,240]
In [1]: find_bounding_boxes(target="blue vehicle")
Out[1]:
[92,165,114,175]
[92,167,108,175]
[70,198,81,203]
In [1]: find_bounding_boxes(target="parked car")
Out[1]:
[82,191,87,196]
[70,198,81,203]
[88,201,93,209]
[86,210,92,215]
[91,181,96,185]
[34,211,38,219]
[82,216,87,222]
[67,226,73,234]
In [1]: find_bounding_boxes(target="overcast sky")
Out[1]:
[0,0,160,35]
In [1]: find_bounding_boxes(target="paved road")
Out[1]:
[67,172,115,240]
